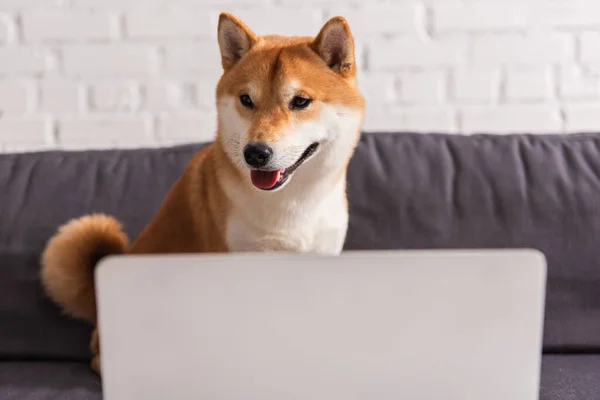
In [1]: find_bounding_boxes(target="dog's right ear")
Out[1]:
[218,12,258,70]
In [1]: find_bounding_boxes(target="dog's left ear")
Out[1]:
[310,16,356,77]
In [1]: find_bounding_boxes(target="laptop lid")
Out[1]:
[96,250,546,400]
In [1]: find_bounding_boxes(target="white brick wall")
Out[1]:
[1,0,600,152]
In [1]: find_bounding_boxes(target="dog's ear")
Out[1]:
[218,12,258,70]
[311,16,356,77]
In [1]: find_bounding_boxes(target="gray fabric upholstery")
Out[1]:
[345,133,600,351]
[0,143,204,254]
[0,144,204,361]
[0,252,91,360]
[1,132,600,397]
[0,356,597,400]
[540,355,600,400]
[0,362,101,399]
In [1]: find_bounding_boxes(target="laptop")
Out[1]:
[95,249,546,400]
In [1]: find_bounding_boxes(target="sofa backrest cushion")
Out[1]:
[0,144,202,361]
[346,133,600,353]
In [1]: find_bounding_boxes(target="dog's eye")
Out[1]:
[290,96,312,110]
[239,94,254,109]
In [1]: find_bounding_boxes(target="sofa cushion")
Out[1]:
[0,361,101,400]
[346,133,600,352]
[0,144,203,254]
[0,356,594,399]
[0,145,202,361]
[540,355,600,400]
[0,252,92,360]
[2,133,600,360]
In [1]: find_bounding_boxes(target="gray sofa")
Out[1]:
[1,132,599,399]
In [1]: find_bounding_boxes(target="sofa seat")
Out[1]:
[0,355,598,399]
[540,355,600,400]
[0,362,101,400]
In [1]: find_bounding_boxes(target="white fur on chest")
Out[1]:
[225,181,348,255]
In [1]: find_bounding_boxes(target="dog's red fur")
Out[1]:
[40,12,363,376]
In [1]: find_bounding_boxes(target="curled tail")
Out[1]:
[41,214,129,323]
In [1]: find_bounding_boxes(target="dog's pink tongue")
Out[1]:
[250,170,281,189]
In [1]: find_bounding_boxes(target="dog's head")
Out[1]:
[215,13,364,192]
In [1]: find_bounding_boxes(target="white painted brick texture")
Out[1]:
[1,0,600,151]
[21,12,118,42]
[505,67,554,102]
[125,11,213,39]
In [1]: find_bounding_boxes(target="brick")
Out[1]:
[58,116,150,146]
[462,105,561,134]
[565,104,600,132]
[0,14,15,43]
[157,114,217,144]
[62,44,157,75]
[0,0,63,10]
[142,81,196,111]
[164,42,221,73]
[1,143,57,153]
[0,21,7,44]
[40,79,84,113]
[370,38,467,69]
[126,11,213,39]
[278,0,351,4]
[581,32,600,64]
[398,71,445,105]
[533,0,600,28]
[0,80,33,114]
[0,117,49,146]
[88,81,140,112]
[402,107,457,132]
[453,69,500,103]
[559,66,600,100]
[0,47,52,74]
[70,0,164,9]
[196,76,220,109]
[73,0,261,8]
[363,107,456,132]
[433,2,528,32]
[565,103,600,133]
[353,42,366,72]
[472,34,574,66]
[505,67,554,102]
[357,72,396,109]
[0,0,76,9]
[182,0,265,4]
[328,4,420,37]
[361,112,403,132]
[218,8,322,37]
[22,12,117,42]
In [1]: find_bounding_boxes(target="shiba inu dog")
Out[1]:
[40,12,365,375]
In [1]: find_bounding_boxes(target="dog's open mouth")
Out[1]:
[250,143,319,191]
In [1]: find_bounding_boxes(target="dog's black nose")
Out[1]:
[243,142,273,168]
